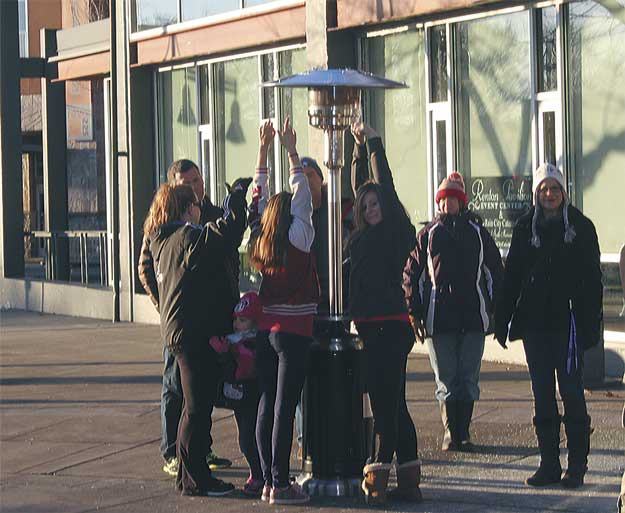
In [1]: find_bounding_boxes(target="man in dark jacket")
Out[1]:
[138,159,239,475]
[495,163,602,489]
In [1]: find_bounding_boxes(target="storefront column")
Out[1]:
[111,0,134,321]
[40,29,70,281]
[0,0,25,279]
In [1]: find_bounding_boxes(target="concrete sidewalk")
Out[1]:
[0,310,623,513]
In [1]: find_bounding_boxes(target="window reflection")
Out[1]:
[537,7,558,92]
[436,120,447,182]
[570,1,625,254]
[182,0,239,22]
[157,67,199,184]
[456,11,532,179]
[430,26,448,103]
[136,0,177,31]
[213,57,260,203]
[280,49,310,188]
[542,111,556,165]
[367,30,429,224]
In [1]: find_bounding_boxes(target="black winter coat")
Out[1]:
[403,211,503,336]
[347,137,417,319]
[149,192,247,354]
[138,195,242,310]
[494,205,602,349]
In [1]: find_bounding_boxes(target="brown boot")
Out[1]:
[361,462,391,505]
[387,459,423,502]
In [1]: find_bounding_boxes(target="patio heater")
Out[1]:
[263,69,406,497]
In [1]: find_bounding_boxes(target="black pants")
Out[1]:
[175,346,220,493]
[255,331,311,488]
[356,321,418,465]
[523,330,588,423]
[233,385,262,481]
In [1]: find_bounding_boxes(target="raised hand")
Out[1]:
[351,121,378,145]
[278,117,297,155]
[259,120,275,150]
[229,177,253,195]
[351,121,367,146]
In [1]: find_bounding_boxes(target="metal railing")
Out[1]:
[27,230,109,286]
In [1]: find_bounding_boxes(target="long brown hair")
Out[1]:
[249,191,292,274]
[352,180,410,237]
[143,183,196,237]
[352,181,382,233]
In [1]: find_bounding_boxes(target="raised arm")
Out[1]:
[351,122,370,195]
[185,185,249,271]
[279,117,315,253]
[249,121,274,235]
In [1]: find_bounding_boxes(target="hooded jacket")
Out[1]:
[138,195,239,310]
[495,205,602,349]
[403,210,503,336]
[149,192,247,353]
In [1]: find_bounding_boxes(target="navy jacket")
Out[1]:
[403,211,503,336]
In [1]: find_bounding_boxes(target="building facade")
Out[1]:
[1,1,623,338]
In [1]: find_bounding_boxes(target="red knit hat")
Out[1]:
[233,291,262,323]
[435,172,467,207]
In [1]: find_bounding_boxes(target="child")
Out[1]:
[248,118,319,505]
[209,291,263,497]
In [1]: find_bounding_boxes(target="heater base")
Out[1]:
[296,474,362,498]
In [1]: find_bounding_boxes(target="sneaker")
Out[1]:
[242,477,265,497]
[181,476,235,497]
[261,484,271,502]
[270,483,310,505]
[162,456,179,477]
[206,451,232,470]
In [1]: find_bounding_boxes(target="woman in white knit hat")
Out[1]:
[403,171,503,453]
[495,163,602,489]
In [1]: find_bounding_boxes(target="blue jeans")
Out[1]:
[255,331,311,488]
[160,346,183,460]
[426,332,485,403]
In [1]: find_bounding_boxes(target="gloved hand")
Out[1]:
[494,321,508,349]
[225,177,253,195]
[409,314,426,344]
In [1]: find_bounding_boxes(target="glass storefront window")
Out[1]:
[537,7,558,92]
[135,0,279,29]
[199,65,211,126]
[182,0,239,21]
[367,30,429,225]
[280,48,310,189]
[213,56,260,203]
[429,25,448,103]
[261,54,276,120]
[135,0,178,31]
[245,0,276,6]
[456,11,533,248]
[570,1,625,255]
[157,67,199,184]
